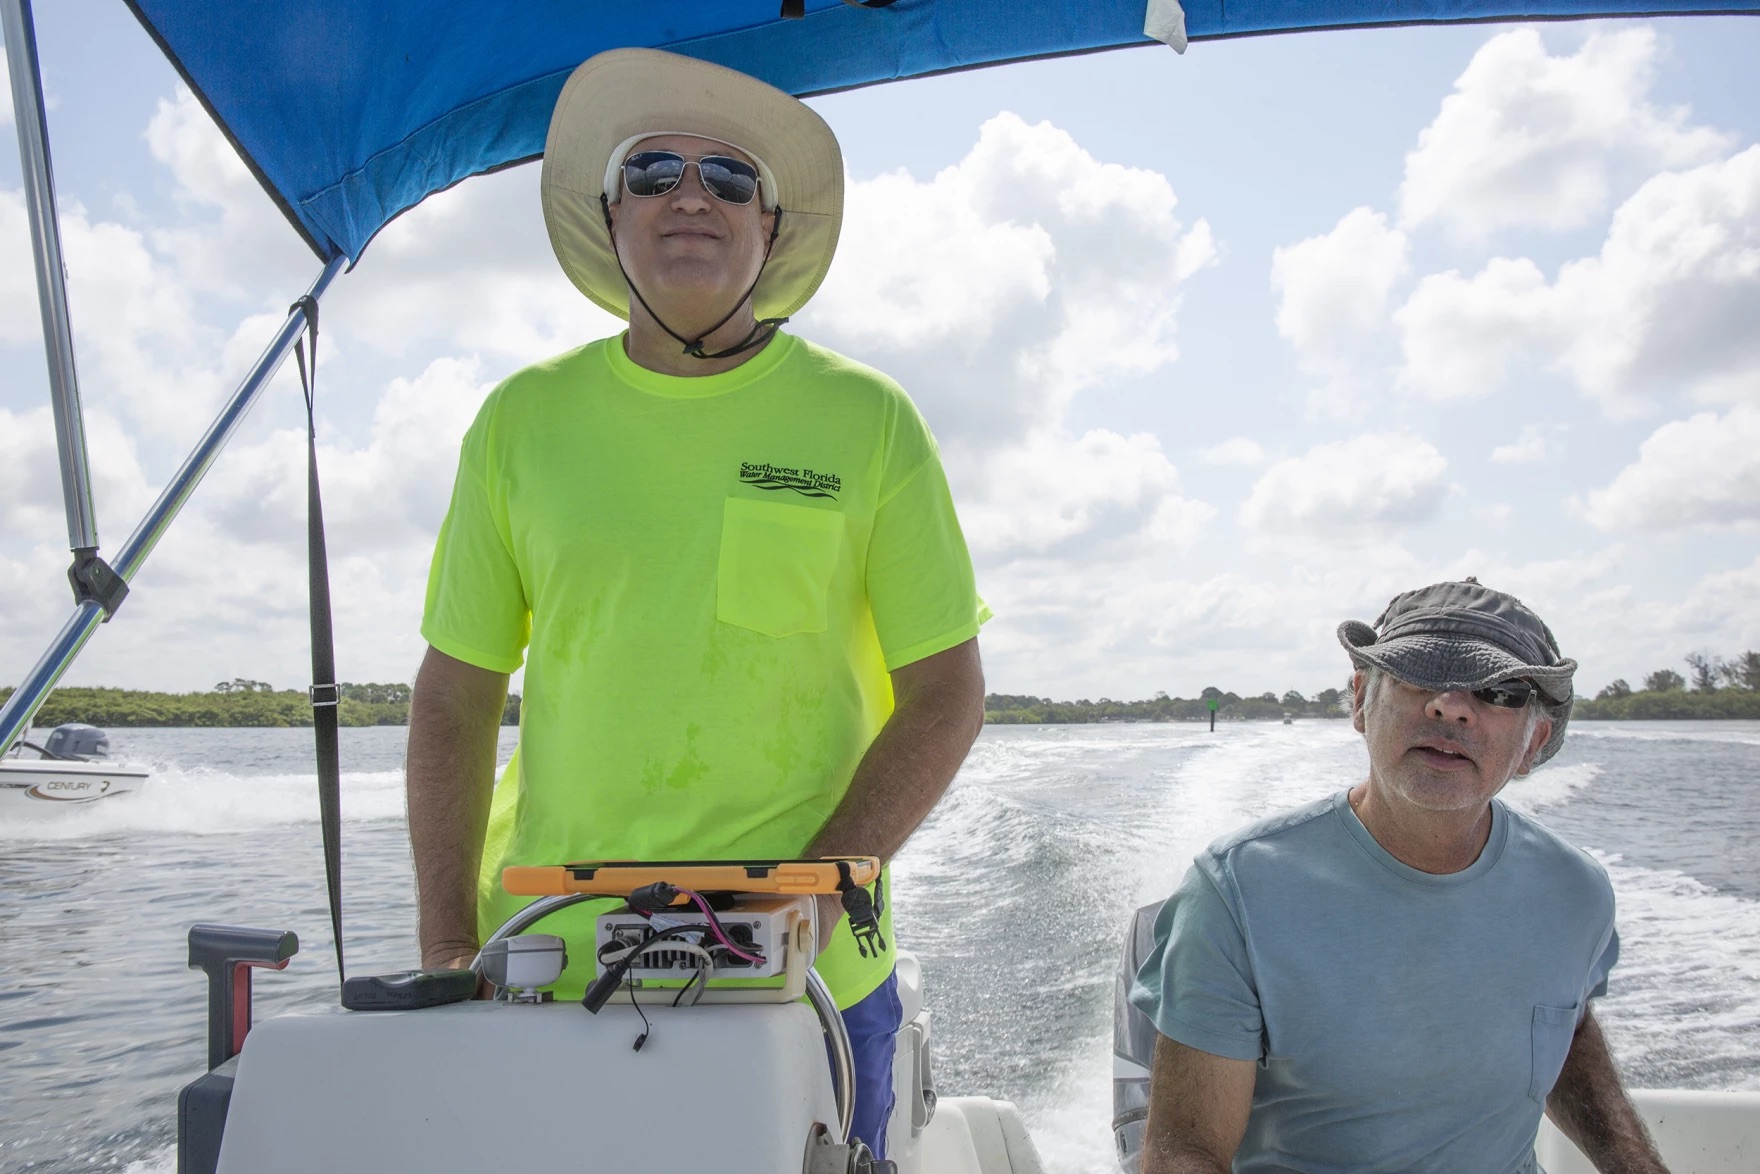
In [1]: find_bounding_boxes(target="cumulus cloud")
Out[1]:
[201,356,494,553]
[1580,406,1760,530]
[798,112,1220,578]
[802,111,1216,449]
[969,539,1450,700]
[1198,437,1267,468]
[1271,207,1409,371]
[0,91,313,439]
[1,189,37,346]
[0,407,67,537]
[1396,146,1760,407]
[1548,146,1760,407]
[1399,28,1732,239]
[143,88,314,299]
[1441,546,1627,604]
[1543,553,1760,692]
[1395,256,1551,401]
[1489,423,1555,464]
[1,355,493,691]
[1240,433,1450,538]
[958,427,1213,562]
[0,403,157,660]
[334,163,618,363]
[0,405,156,533]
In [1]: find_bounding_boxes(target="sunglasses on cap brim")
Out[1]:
[621,150,762,206]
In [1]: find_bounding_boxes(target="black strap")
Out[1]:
[292,294,345,994]
[834,861,888,959]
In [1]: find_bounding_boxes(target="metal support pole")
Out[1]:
[0,257,346,753]
[4,0,101,556]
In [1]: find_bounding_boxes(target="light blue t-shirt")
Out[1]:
[1129,790,1618,1174]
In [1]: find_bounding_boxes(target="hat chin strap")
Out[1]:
[600,194,789,361]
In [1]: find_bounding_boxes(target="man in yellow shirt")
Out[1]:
[406,49,988,1157]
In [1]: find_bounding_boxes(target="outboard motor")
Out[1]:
[43,723,109,761]
[1113,901,1164,1173]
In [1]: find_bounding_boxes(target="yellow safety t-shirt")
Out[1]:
[421,331,988,1007]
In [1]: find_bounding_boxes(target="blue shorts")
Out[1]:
[840,968,903,1158]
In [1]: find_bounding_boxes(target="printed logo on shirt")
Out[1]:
[738,461,842,501]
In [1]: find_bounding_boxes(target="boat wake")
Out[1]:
[0,765,408,844]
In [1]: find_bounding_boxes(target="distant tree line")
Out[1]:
[1573,650,1760,719]
[985,686,1350,725]
[1,678,522,729]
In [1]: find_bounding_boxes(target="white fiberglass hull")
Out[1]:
[1537,1089,1760,1172]
[0,759,148,807]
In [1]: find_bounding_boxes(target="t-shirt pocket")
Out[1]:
[717,498,845,638]
[1528,1002,1580,1102]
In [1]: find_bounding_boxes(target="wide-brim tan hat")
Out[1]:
[541,48,844,322]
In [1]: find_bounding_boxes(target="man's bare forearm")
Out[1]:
[1142,1142,1232,1174]
[802,638,981,949]
[406,646,509,968]
[1545,1006,1669,1174]
[804,638,984,865]
[1142,1034,1255,1174]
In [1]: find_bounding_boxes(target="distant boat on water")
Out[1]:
[1,724,149,808]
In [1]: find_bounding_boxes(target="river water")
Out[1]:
[2,720,1757,1171]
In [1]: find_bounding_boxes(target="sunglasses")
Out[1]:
[1473,679,1541,709]
[621,150,761,206]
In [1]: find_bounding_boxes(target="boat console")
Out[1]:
[178,859,1046,1174]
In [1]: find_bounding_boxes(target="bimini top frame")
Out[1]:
[6,0,1760,748]
[0,0,344,752]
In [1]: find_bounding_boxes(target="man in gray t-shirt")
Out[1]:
[1129,580,1668,1174]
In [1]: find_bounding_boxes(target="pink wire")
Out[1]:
[678,888,766,964]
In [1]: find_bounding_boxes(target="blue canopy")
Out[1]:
[126,0,1759,263]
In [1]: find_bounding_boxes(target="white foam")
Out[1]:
[1015,725,1370,1172]
[1021,1049,1122,1174]
[1131,723,1365,905]
[0,764,408,843]
[1501,761,1602,815]
[123,1148,175,1174]
[1592,850,1760,1091]
[1571,722,1760,747]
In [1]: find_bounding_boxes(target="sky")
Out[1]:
[3,6,1759,704]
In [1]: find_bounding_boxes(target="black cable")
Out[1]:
[675,888,766,966]
[672,957,709,1008]
[594,922,712,963]
[586,923,703,1014]
[628,967,651,1051]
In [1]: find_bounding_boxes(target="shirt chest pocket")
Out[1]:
[717,498,846,638]
[1528,1002,1580,1102]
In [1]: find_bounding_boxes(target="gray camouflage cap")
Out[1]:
[1338,578,1576,765]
